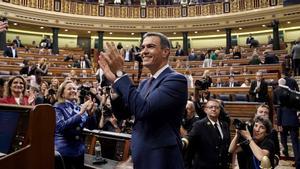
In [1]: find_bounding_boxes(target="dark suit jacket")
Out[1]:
[225,82,240,87]
[185,117,231,169]
[112,67,187,169]
[12,39,24,48]
[284,77,299,91]
[73,60,91,68]
[264,54,279,64]
[249,80,268,102]
[3,47,18,58]
[273,86,299,127]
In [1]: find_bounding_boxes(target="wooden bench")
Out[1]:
[0,64,93,76]
[0,57,73,67]
[194,73,279,84]
[42,76,97,83]
[125,63,283,77]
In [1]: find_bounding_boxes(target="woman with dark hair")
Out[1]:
[54,80,97,169]
[229,116,275,169]
[0,75,29,105]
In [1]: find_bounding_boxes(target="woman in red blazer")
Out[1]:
[0,75,29,105]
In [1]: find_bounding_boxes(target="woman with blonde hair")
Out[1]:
[54,80,97,169]
[0,75,29,105]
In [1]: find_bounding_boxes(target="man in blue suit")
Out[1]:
[98,32,187,169]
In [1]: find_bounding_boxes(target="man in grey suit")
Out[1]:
[98,32,187,169]
[291,38,300,76]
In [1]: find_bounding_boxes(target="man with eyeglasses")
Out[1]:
[183,99,231,169]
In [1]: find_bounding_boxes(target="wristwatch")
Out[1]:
[116,70,125,78]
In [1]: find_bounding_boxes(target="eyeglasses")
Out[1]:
[206,106,220,110]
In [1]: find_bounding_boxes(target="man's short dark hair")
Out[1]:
[143,32,171,49]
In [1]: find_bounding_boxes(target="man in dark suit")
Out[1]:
[3,42,18,58]
[273,78,299,168]
[246,33,254,46]
[225,75,240,87]
[214,77,225,87]
[12,36,24,48]
[263,49,279,64]
[73,55,91,68]
[249,71,268,102]
[282,72,299,91]
[98,32,187,169]
[184,99,231,169]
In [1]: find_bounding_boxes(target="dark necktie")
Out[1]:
[144,77,155,98]
[214,123,223,139]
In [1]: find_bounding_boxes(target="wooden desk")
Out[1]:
[0,104,55,169]
[83,129,131,161]
[84,154,118,169]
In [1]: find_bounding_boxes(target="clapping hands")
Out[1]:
[98,42,124,82]
[81,99,96,116]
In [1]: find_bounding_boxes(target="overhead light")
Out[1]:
[239,27,243,30]
[173,32,176,35]
[194,31,198,34]
[40,26,44,29]
[216,29,220,32]
[13,23,18,26]
[131,32,135,35]
[109,32,113,35]
[287,21,291,24]
[87,31,91,34]
[64,29,68,32]
[262,24,266,27]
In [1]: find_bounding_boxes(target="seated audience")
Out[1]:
[226,75,240,87]
[73,55,91,69]
[188,48,197,61]
[263,50,279,64]
[36,57,49,76]
[28,86,44,105]
[232,46,242,59]
[249,54,262,65]
[241,78,251,87]
[214,77,225,87]
[3,42,18,58]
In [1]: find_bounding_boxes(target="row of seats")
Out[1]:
[215,93,249,102]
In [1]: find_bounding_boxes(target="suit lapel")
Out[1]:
[144,67,173,99]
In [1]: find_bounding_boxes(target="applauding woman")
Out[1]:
[0,75,29,105]
[54,80,97,169]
